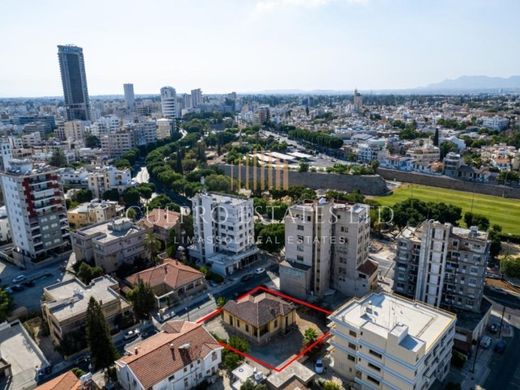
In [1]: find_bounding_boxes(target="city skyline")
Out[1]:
[1,0,520,97]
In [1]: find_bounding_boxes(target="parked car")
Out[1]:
[255,267,266,275]
[494,339,506,353]
[4,287,13,294]
[480,336,492,349]
[11,284,24,292]
[488,323,499,334]
[314,358,324,374]
[12,275,26,284]
[124,329,140,341]
[22,280,35,287]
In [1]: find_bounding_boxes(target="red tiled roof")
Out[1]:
[118,321,221,389]
[126,259,204,290]
[35,371,81,390]
[222,293,295,328]
[140,209,180,230]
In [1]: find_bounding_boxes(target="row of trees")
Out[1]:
[287,128,343,149]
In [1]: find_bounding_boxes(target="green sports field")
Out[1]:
[372,184,520,235]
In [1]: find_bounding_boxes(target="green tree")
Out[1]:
[114,159,131,169]
[50,148,67,167]
[122,187,141,207]
[0,288,13,322]
[464,212,490,231]
[102,189,120,202]
[216,296,227,308]
[85,135,101,148]
[86,297,117,370]
[433,128,439,146]
[128,279,156,320]
[240,380,268,390]
[298,162,309,172]
[73,189,93,203]
[489,224,503,259]
[77,262,104,284]
[144,232,162,262]
[303,327,318,345]
[322,380,342,390]
[440,141,458,159]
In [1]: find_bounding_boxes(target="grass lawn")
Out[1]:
[372,184,520,235]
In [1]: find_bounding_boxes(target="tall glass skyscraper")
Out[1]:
[57,45,91,121]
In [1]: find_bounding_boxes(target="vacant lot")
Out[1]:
[372,184,520,235]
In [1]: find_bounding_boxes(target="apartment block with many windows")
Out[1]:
[328,292,456,390]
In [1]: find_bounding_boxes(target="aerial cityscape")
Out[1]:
[0,1,519,390]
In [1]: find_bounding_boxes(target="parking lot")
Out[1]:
[0,259,71,312]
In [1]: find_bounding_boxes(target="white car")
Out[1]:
[480,336,492,349]
[255,267,266,275]
[314,358,324,374]
[12,275,26,284]
[124,329,140,341]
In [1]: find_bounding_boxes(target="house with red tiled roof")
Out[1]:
[126,259,206,309]
[138,208,181,245]
[222,293,296,344]
[115,320,222,390]
[35,370,99,390]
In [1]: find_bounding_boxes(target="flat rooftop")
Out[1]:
[76,218,142,243]
[330,292,455,352]
[0,321,49,390]
[44,276,128,322]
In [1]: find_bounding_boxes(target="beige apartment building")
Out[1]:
[71,218,146,273]
[67,199,123,227]
[42,276,131,346]
[328,292,456,390]
[280,199,377,299]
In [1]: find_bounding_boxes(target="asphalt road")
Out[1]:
[484,328,520,389]
[484,286,520,310]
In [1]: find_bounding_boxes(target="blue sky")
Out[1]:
[1,0,519,96]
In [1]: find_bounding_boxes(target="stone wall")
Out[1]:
[377,168,520,199]
[218,164,389,195]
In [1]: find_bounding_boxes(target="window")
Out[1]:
[168,374,175,381]
[348,342,356,350]
[369,349,382,359]
[348,354,356,362]
[274,319,278,327]
[349,330,357,337]
[297,225,304,231]
[212,351,218,361]
[368,362,381,372]
[367,375,380,385]
[246,324,249,332]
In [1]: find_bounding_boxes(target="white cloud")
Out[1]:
[254,0,367,13]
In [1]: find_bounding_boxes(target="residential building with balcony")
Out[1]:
[328,292,456,390]
[87,165,133,199]
[67,199,123,227]
[115,320,222,390]
[126,259,206,309]
[280,199,377,299]
[42,276,131,346]
[0,160,70,267]
[189,192,258,276]
[71,218,146,273]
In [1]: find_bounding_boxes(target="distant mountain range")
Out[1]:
[420,75,520,91]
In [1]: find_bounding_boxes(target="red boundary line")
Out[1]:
[196,286,332,372]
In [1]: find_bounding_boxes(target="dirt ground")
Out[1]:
[205,307,328,369]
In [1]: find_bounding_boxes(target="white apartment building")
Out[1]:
[21,131,42,147]
[100,129,133,158]
[57,167,89,187]
[0,205,11,242]
[87,165,133,199]
[481,115,509,131]
[189,192,258,276]
[394,220,489,313]
[88,115,120,137]
[0,159,70,267]
[328,292,456,390]
[132,120,157,146]
[161,86,177,118]
[280,199,377,299]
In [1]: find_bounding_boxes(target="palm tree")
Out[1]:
[144,232,161,263]
[303,327,318,346]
